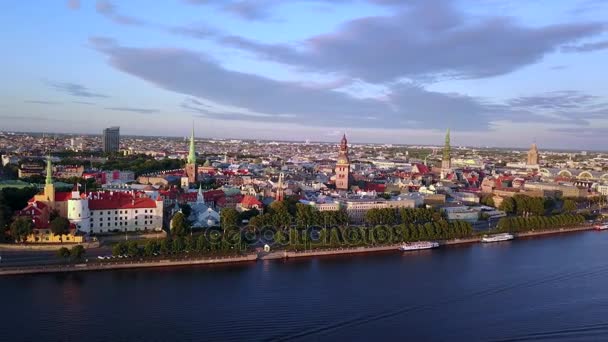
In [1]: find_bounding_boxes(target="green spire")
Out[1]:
[187,125,196,164]
[443,128,451,161]
[45,155,53,185]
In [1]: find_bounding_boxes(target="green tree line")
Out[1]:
[496,214,585,233]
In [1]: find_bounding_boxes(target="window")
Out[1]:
[135,210,138,214]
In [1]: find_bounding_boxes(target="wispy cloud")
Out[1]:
[25,100,62,105]
[105,107,160,114]
[66,0,80,10]
[562,40,608,52]
[46,81,109,98]
[95,0,147,26]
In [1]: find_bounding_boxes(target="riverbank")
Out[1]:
[0,254,258,276]
[0,241,100,251]
[0,224,596,276]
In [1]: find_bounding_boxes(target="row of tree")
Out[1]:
[9,216,71,243]
[115,220,476,258]
[496,214,585,233]
[364,207,443,226]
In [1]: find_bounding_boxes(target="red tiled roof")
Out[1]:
[55,192,73,202]
[240,195,262,207]
[88,192,158,210]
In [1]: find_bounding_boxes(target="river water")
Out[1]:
[3,231,608,341]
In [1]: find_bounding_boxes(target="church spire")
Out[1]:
[45,154,53,185]
[187,124,196,164]
[443,128,451,161]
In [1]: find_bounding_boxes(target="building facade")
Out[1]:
[102,126,120,153]
[527,143,539,166]
[335,134,351,190]
[185,126,198,184]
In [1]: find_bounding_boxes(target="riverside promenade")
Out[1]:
[0,225,596,276]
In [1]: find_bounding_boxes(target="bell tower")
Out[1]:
[185,125,198,184]
[335,134,351,190]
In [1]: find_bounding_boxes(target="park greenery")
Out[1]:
[496,214,585,233]
[96,155,184,176]
[57,245,86,261]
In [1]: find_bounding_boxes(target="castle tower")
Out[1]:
[275,172,285,201]
[335,134,351,190]
[527,143,539,166]
[68,189,91,233]
[185,125,198,184]
[43,155,55,203]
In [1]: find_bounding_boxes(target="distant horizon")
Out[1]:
[2,1,608,150]
[2,129,605,154]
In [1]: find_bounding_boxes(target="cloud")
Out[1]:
[105,107,160,114]
[25,100,62,105]
[219,0,605,83]
[46,81,109,98]
[89,37,608,133]
[95,0,146,26]
[66,0,80,10]
[73,101,96,105]
[182,0,352,20]
[562,40,608,52]
[167,23,218,39]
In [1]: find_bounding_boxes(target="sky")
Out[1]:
[1,0,607,149]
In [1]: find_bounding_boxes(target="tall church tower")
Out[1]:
[335,134,351,190]
[43,155,55,203]
[185,125,198,184]
[275,172,285,201]
[441,129,452,170]
[527,143,539,166]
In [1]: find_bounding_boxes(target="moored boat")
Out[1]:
[594,224,608,231]
[398,241,439,251]
[481,233,514,243]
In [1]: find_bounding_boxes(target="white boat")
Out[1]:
[481,233,514,243]
[595,224,608,231]
[398,241,439,251]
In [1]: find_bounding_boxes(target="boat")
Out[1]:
[594,224,608,231]
[398,241,439,251]
[481,233,514,243]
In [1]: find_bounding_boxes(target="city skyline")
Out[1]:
[2,0,608,149]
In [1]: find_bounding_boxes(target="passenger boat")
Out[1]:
[398,241,439,251]
[594,224,608,231]
[481,233,514,243]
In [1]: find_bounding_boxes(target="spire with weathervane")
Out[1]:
[188,125,196,165]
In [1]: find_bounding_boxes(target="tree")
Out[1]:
[10,217,33,243]
[144,240,159,257]
[112,241,128,256]
[50,217,71,242]
[179,204,192,218]
[70,245,85,260]
[563,199,577,213]
[220,208,240,230]
[499,197,515,214]
[172,237,185,254]
[171,212,190,237]
[127,241,141,257]
[57,247,70,259]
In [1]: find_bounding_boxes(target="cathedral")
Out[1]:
[185,126,198,184]
[335,134,351,190]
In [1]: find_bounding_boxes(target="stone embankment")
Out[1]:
[0,254,258,276]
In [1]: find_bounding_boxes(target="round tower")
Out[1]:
[68,193,91,233]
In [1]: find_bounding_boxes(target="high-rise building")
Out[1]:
[102,126,120,153]
[335,134,351,190]
[185,126,198,184]
[527,143,539,165]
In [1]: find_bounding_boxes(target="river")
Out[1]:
[3,231,608,341]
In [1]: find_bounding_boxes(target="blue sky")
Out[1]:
[1,0,607,149]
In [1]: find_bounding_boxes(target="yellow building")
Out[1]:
[26,229,84,244]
